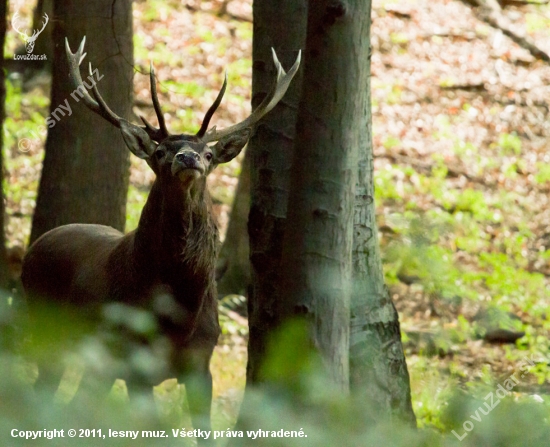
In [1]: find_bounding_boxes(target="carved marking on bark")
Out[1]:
[324,1,348,26]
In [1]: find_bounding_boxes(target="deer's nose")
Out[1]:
[171,150,204,176]
[176,152,200,164]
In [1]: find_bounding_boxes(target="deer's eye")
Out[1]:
[155,150,165,160]
[204,152,213,162]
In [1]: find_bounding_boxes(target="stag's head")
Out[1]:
[65,37,300,192]
[12,13,49,53]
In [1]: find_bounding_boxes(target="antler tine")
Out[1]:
[149,63,169,140]
[12,12,28,38]
[87,62,126,126]
[37,13,49,34]
[65,37,122,127]
[139,116,166,142]
[196,72,227,138]
[202,49,301,143]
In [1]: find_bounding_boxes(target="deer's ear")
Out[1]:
[120,120,157,159]
[212,128,251,164]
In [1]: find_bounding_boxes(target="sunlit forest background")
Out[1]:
[3,0,550,445]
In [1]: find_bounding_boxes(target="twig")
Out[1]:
[440,82,486,91]
[460,0,550,63]
[384,7,413,19]
[375,152,495,187]
[184,1,252,22]
[500,0,549,6]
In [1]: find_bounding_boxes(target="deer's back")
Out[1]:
[22,223,124,307]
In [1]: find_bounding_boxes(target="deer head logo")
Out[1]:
[12,12,49,54]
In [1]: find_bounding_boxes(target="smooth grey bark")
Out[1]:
[216,151,251,297]
[348,0,416,425]
[29,0,133,244]
[245,0,306,384]
[241,0,415,428]
[278,1,368,391]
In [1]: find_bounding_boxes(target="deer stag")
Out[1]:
[21,37,300,433]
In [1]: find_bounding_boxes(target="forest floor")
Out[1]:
[4,0,550,433]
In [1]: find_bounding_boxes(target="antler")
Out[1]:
[138,64,170,142]
[32,13,49,41]
[65,37,301,146]
[196,73,227,138]
[65,37,169,142]
[201,48,301,144]
[11,12,30,40]
[12,13,49,42]
[66,37,122,126]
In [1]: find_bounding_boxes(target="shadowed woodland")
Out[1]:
[1,0,550,446]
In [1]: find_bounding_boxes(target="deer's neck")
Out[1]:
[133,179,219,290]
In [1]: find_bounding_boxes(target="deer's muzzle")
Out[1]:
[171,151,204,176]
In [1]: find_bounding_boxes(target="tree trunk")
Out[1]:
[216,150,251,298]
[0,0,21,357]
[29,0,133,244]
[0,0,11,289]
[349,1,416,425]
[30,0,53,60]
[278,0,368,391]
[245,0,307,384]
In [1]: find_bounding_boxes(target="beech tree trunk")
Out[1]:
[29,0,133,244]
[241,0,415,428]
[278,0,368,390]
[216,152,251,297]
[349,1,416,425]
[245,0,306,384]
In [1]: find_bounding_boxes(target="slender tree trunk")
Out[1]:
[0,0,11,289]
[0,0,21,358]
[216,151,251,297]
[246,0,306,384]
[349,1,416,425]
[29,0,133,244]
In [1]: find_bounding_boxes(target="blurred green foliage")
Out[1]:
[2,302,550,447]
